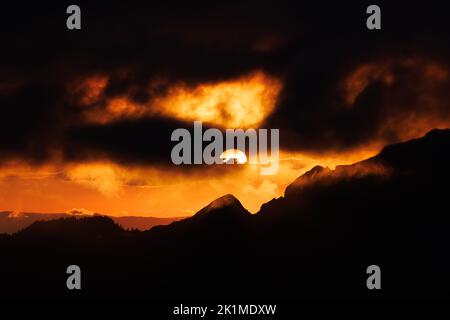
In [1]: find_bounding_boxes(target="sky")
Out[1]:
[1,2,450,216]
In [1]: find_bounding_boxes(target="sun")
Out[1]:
[220,149,248,164]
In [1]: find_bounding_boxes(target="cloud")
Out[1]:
[67,208,94,216]
[0,2,450,170]
[77,71,282,128]
[268,57,450,154]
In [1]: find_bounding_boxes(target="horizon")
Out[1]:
[1,127,449,216]
[2,126,448,220]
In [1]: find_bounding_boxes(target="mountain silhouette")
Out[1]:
[0,211,184,234]
[1,129,450,299]
[196,194,249,217]
[180,194,251,226]
[13,216,125,244]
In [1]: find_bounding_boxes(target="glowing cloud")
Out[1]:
[66,163,124,196]
[75,75,109,106]
[82,71,282,128]
[153,71,282,127]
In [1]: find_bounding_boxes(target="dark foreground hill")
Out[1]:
[0,212,184,234]
[1,129,450,299]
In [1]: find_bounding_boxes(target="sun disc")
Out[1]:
[219,149,247,164]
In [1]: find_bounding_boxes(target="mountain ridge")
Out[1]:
[0,211,185,234]
[7,128,450,236]
[2,128,450,299]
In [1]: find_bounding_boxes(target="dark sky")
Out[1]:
[1,1,450,167]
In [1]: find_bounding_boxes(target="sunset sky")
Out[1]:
[1,2,450,217]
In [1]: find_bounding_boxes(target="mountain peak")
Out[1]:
[425,128,450,138]
[283,128,450,200]
[285,165,332,196]
[192,194,251,221]
[372,128,450,171]
[147,194,251,235]
[205,194,242,211]
[303,165,330,177]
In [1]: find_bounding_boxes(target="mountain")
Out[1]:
[112,215,185,230]
[263,128,450,218]
[1,129,450,300]
[144,194,253,254]
[14,216,124,240]
[195,194,249,217]
[0,211,185,234]
[181,194,252,227]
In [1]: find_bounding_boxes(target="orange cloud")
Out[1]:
[343,62,394,106]
[153,71,282,127]
[342,58,450,147]
[74,74,109,106]
[82,71,282,128]
[343,58,448,107]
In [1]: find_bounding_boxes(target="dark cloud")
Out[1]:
[1,1,450,166]
[64,116,189,165]
[268,56,450,153]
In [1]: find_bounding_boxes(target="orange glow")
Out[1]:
[342,58,450,146]
[76,75,109,106]
[220,149,248,164]
[83,71,282,127]
[65,163,125,196]
[0,146,381,216]
[343,62,394,106]
[343,59,448,106]
[3,62,449,218]
[153,71,282,127]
